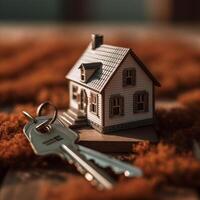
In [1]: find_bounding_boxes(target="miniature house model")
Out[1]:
[64,34,160,133]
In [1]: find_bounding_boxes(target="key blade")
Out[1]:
[78,145,143,177]
[60,144,115,190]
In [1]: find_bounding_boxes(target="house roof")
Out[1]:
[66,43,160,93]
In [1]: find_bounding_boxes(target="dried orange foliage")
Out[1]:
[0,106,35,166]
[135,144,200,188]
[0,104,200,199]
[36,87,69,109]
[0,38,84,107]
[0,34,200,199]
[0,34,200,107]
[178,89,200,108]
[133,141,151,155]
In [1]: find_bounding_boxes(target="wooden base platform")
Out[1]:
[75,125,158,153]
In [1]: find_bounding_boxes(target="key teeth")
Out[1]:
[85,158,123,176]
[85,157,143,178]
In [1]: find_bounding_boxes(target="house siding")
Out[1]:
[69,81,103,126]
[104,53,153,127]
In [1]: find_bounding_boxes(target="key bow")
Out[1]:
[23,101,58,134]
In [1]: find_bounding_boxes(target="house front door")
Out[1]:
[79,89,87,114]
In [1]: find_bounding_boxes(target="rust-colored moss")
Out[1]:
[0,34,200,199]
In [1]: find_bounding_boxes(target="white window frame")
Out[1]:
[90,92,98,115]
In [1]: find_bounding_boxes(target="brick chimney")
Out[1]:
[91,34,103,50]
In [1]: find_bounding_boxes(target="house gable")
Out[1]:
[103,52,154,127]
[103,49,160,90]
[129,50,161,87]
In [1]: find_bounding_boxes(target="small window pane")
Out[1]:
[90,92,98,115]
[113,107,120,115]
[137,103,144,111]
[110,95,124,117]
[123,68,135,86]
[126,77,132,85]
[133,91,148,113]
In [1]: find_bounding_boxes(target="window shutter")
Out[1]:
[120,96,124,115]
[132,69,136,86]
[96,94,99,116]
[144,91,149,112]
[109,97,113,118]
[122,69,127,87]
[89,93,92,112]
[133,93,137,113]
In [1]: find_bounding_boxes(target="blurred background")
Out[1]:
[0,0,199,109]
[0,0,199,23]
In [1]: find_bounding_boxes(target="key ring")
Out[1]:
[22,101,58,134]
[36,101,58,133]
[36,101,57,125]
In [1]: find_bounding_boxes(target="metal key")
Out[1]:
[23,115,115,190]
[22,102,142,189]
